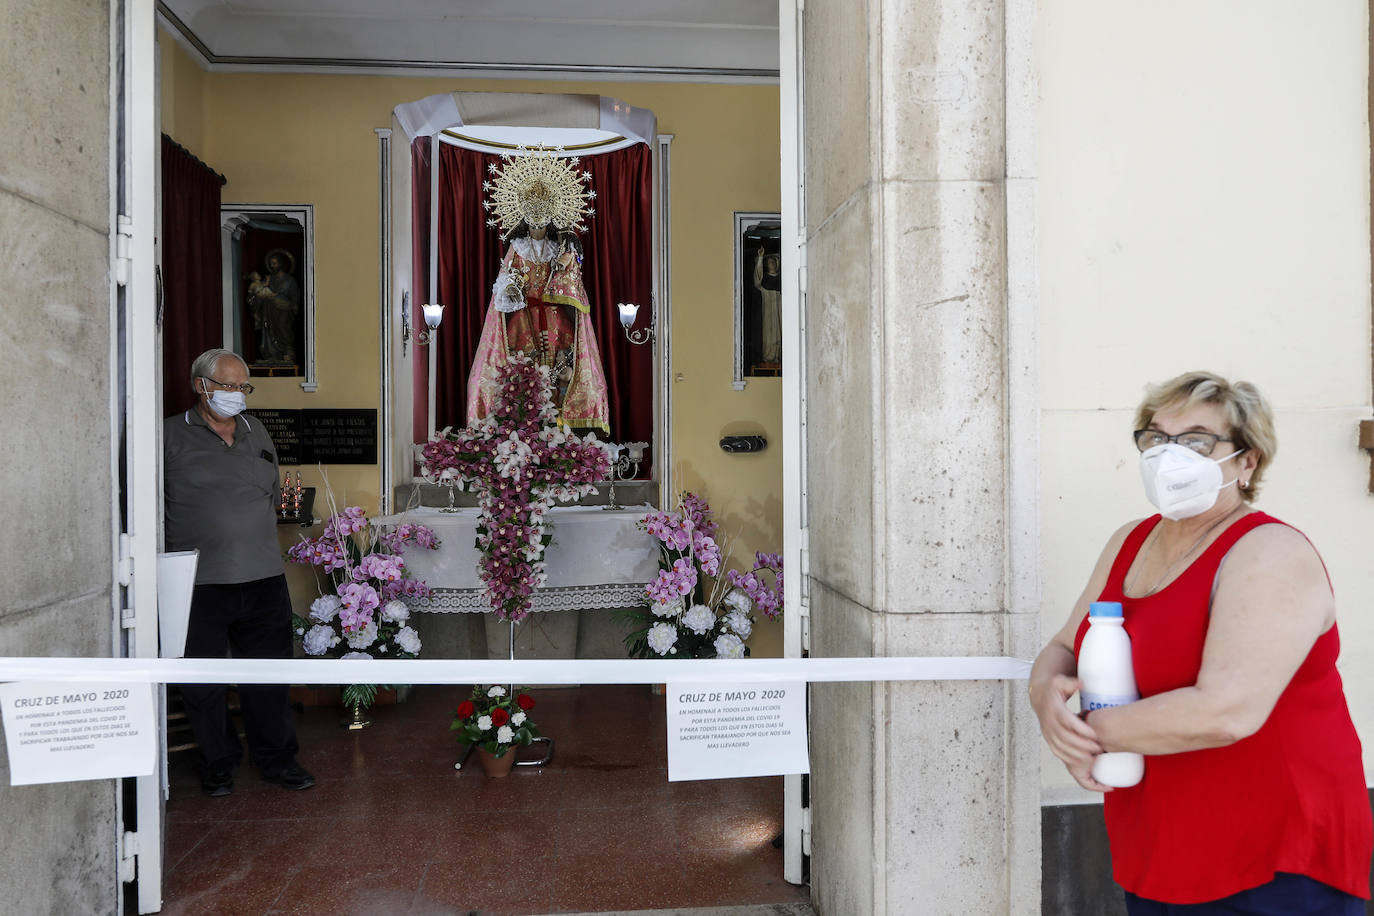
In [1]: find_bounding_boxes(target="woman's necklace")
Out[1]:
[1128,505,1245,598]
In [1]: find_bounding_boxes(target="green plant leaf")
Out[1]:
[341,683,378,709]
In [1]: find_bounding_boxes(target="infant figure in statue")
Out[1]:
[467,149,610,433]
[246,249,301,365]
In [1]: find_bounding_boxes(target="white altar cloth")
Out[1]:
[376,505,659,613]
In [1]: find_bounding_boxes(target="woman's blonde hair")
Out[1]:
[1133,371,1276,502]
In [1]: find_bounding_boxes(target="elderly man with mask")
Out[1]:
[164,348,314,796]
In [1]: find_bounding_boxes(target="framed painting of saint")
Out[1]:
[733,211,782,386]
[221,204,317,391]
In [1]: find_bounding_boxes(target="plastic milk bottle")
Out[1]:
[1078,601,1145,787]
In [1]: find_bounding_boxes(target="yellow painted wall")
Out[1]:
[158,34,207,158]
[157,35,786,656]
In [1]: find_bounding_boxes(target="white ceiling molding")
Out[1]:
[156,0,779,84]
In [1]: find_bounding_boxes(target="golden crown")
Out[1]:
[482,147,596,238]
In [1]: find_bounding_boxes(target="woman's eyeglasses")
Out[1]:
[1133,429,1232,456]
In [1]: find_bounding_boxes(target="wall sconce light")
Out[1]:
[403,294,445,356]
[421,303,445,342]
[618,302,654,346]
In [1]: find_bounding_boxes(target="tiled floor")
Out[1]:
[162,685,810,916]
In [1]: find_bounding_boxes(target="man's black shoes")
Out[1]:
[261,760,315,791]
[201,766,234,797]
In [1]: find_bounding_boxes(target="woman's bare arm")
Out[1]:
[1028,519,1139,791]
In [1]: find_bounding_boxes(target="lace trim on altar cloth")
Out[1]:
[410,582,649,613]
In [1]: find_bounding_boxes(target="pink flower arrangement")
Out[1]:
[728,553,785,620]
[620,492,783,659]
[285,506,439,713]
[287,507,439,653]
[417,353,613,622]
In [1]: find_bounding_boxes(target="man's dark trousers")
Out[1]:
[179,574,299,774]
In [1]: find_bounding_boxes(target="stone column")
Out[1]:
[0,0,117,912]
[803,0,1040,913]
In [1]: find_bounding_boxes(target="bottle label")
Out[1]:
[1080,691,1139,711]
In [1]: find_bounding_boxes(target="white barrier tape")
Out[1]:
[0,656,1030,686]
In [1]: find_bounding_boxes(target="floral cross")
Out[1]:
[418,353,612,621]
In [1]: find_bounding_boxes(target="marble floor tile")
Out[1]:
[161,685,809,915]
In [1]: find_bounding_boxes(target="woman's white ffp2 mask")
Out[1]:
[1139,443,1243,520]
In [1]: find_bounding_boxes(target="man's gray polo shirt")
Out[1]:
[164,408,285,585]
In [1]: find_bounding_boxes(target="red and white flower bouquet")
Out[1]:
[450,685,540,758]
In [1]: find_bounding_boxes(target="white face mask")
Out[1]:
[1139,443,1243,520]
[203,386,246,419]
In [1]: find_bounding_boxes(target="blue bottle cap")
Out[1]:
[1089,601,1123,617]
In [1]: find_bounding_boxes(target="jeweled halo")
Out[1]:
[482,147,595,238]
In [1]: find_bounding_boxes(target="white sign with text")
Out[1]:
[0,681,156,785]
[667,680,809,782]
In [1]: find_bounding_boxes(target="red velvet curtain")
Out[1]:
[434,143,505,431]
[425,141,655,476]
[580,143,655,461]
[160,135,226,414]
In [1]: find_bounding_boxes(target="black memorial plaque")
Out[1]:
[252,409,303,465]
[301,409,377,464]
[245,408,377,465]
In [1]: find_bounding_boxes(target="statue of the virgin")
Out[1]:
[466,148,611,433]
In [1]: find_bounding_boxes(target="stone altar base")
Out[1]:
[484,612,580,660]
[485,612,581,688]
[408,608,638,686]
[410,611,487,659]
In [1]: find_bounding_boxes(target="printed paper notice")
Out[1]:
[667,681,809,782]
[0,682,156,785]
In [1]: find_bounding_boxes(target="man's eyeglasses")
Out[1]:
[203,377,255,395]
[1133,429,1233,456]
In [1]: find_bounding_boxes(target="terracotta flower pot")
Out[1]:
[474,745,518,778]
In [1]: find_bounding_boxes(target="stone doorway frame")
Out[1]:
[792,0,1042,912]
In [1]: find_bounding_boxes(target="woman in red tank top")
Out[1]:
[1028,372,1371,914]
